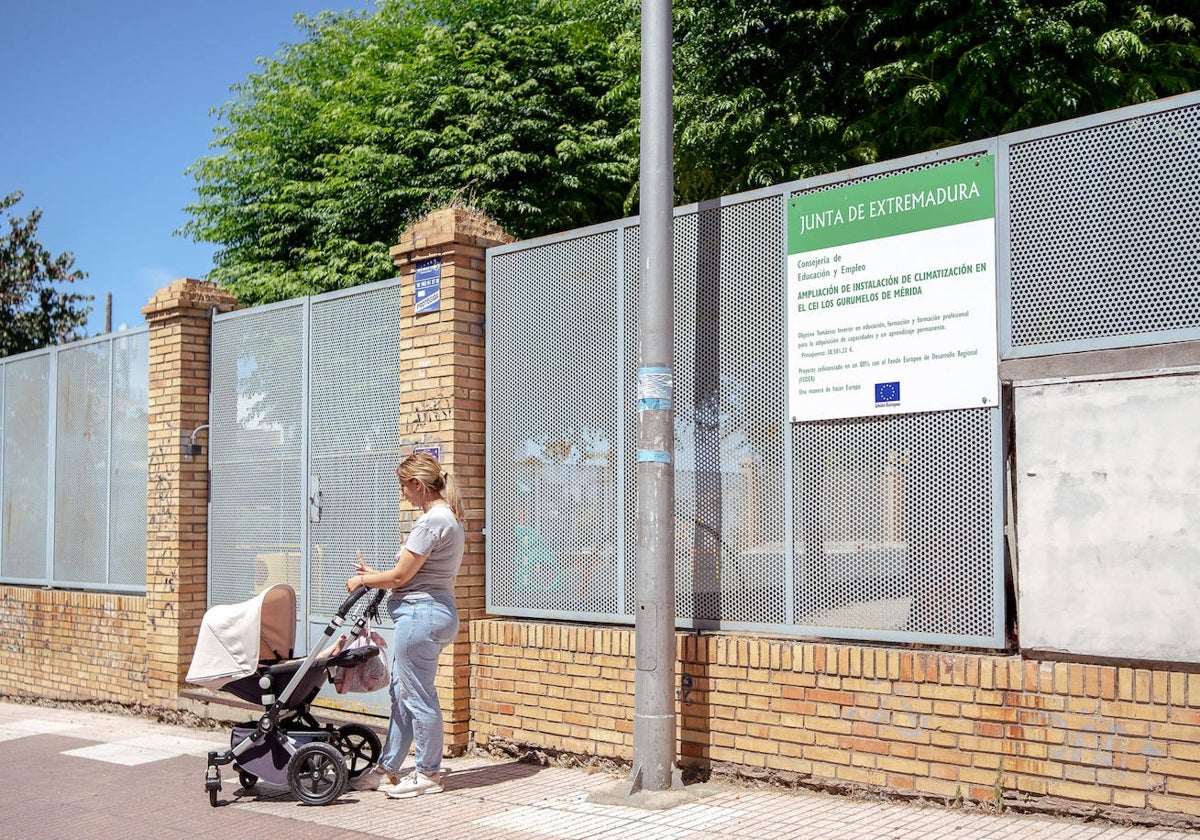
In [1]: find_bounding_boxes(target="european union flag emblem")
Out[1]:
[875,381,900,403]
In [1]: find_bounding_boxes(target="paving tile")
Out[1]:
[2,700,1199,840]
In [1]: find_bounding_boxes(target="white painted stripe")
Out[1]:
[0,719,83,742]
[62,732,226,765]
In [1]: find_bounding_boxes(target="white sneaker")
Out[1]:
[360,768,399,791]
[384,769,444,799]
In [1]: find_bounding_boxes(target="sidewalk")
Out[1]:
[2,699,1197,840]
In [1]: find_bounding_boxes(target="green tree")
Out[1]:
[183,0,635,308]
[855,0,1200,162]
[660,0,1200,202]
[0,191,91,357]
[665,0,874,203]
[185,0,1199,306]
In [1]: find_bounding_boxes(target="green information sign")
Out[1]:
[788,157,996,253]
[786,155,999,422]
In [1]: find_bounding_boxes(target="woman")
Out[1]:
[346,451,465,799]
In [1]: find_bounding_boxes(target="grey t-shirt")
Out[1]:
[393,504,464,598]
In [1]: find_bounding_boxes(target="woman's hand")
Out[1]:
[346,550,380,592]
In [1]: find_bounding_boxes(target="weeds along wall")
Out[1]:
[471,619,1200,823]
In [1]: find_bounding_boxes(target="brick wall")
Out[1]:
[0,587,146,703]
[143,279,238,704]
[470,618,1200,822]
[390,207,514,754]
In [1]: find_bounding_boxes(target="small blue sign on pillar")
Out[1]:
[414,257,442,314]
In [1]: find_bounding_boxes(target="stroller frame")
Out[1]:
[195,585,388,806]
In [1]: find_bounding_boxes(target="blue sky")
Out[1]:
[1,0,375,336]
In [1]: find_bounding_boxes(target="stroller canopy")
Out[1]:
[186,584,297,689]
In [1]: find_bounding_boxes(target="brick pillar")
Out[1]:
[142,279,239,704]
[390,208,513,753]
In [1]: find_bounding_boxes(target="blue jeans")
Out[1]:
[378,593,459,776]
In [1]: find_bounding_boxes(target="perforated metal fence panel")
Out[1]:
[1002,94,1200,356]
[792,409,1002,645]
[782,151,1004,645]
[668,198,790,627]
[210,301,306,607]
[54,340,111,586]
[107,332,151,586]
[54,334,149,588]
[489,165,1006,646]
[0,331,148,591]
[488,231,625,620]
[209,279,402,649]
[1,352,51,582]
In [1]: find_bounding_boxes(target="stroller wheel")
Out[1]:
[237,768,258,790]
[287,741,348,806]
[205,762,222,807]
[336,723,382,778]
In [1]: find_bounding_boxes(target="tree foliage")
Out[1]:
[854,0,1200,163]
[663,0,1200,202]
[665,0,873,202]
[184,0,1200,305]
[183,0,634,308]
[0,191,91,358]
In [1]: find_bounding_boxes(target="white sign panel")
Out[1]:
[786,156,999,422]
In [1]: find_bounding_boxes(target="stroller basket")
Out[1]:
[187,584,387,807]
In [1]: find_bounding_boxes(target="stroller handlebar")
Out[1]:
[336,583,387,620]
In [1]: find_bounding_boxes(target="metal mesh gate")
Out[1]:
[210,301,306,606]
[209,280,402,641]
[308,286,403,617]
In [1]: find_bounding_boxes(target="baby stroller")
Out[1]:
[186,583,387,806]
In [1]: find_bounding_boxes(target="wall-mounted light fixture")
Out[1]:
[183,424,210,459]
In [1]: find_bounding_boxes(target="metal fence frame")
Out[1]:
[486,174,1007,648]
[0,329,150,593]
